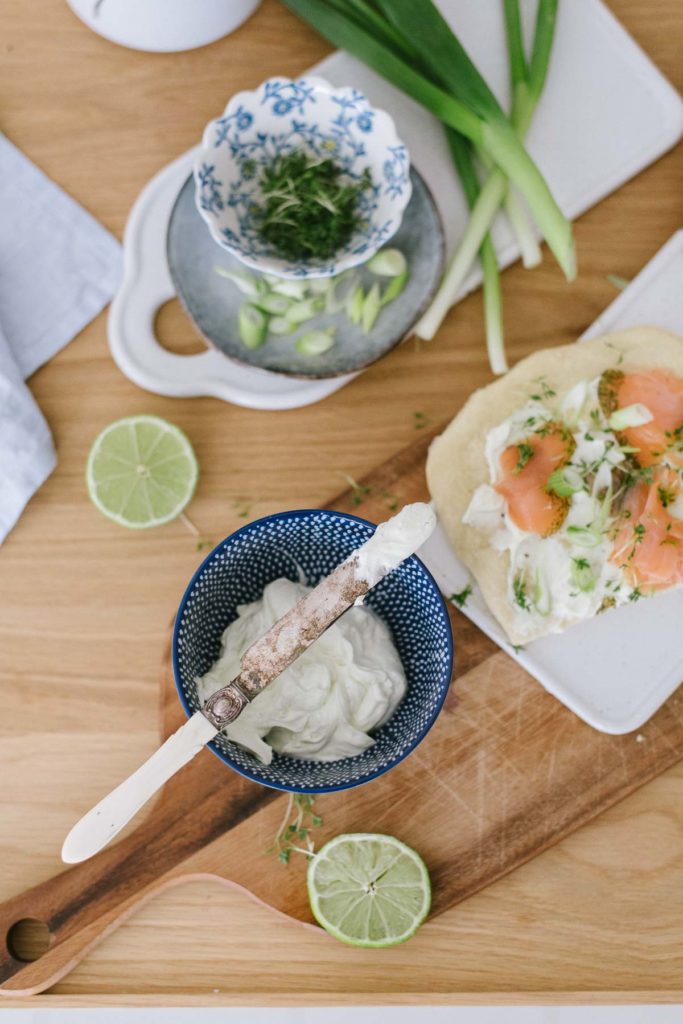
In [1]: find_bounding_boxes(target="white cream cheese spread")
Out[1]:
[196,577,406,764]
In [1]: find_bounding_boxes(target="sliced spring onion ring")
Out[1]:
[608,403,654,431]
[570,558,596,593]
[566,525,602,548]
[547,466,583,498]
[238,303,268,349]
[269,316,293,335]
[361,282,382,333]
[255,292,292,316]
[286,297,325,325]
[295,327,336,356]
[271,279,309,300]
[215,266,262,298]
[367,248,407,277]
[381,270,408,306]
[346,285,365,326]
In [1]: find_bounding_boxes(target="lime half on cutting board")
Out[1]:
[86,415,198,529]
[307,833,431,948]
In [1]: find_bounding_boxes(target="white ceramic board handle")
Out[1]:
[61,712,217,864]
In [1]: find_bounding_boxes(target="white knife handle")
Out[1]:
[61,712,217,864]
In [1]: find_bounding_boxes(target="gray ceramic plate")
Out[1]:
[167,167,445,379]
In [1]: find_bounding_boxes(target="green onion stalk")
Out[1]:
[282,0,568,374]
[282,0,573,282]
[415,0,562,346]
[445,130,506,373]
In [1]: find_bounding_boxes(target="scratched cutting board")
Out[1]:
[2,433,683,996]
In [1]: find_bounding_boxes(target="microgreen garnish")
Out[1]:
[603,340,625,366]
[665,425,683,453]
[232,498,253,520]
[253,151,372,262]
[657,485,676,508]
[381,490,400,512]
[269,793,323,865]
[529,377,556,401]
[513,574,530,611]
[413,411,432,430]
[340,473,372,506]
[510,643,526,653]
[606,273,630,292]
[629,587,644,603]
[570,556,595,592]
[514,443,535,474]
[450,583,473,608]
[178,512,212,551]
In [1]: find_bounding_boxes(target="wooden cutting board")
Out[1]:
[2,428,683,997]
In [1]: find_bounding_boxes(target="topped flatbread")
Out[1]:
[426,327,683,645]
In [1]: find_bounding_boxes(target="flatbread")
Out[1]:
[426,327,683,644]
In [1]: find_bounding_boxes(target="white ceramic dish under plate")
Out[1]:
[418,230,683,735]
[109,0,682,409]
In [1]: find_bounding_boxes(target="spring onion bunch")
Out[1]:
[282,0,570,373]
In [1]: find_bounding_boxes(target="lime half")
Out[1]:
[86,415,198,529]
[307,833,431,948]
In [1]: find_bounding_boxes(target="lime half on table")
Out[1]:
[86,415,198,529]
[308,833,431,948]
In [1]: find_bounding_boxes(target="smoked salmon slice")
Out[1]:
[599,368,683,467]
[610,466,683,591]
[495,423,574,537]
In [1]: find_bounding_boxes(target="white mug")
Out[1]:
[65,0,262,53]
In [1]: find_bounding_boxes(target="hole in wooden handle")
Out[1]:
[154,298,207,356]
[7,918,51,962]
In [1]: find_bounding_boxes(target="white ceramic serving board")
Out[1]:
[109,0,683,409]
[419,231,683,735]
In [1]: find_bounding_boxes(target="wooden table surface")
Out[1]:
[1,0,682,1007]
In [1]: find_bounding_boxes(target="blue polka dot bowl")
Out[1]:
[173,509,453,793]
[193,75,412,279]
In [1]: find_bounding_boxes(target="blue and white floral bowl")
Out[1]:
[173,509,453,793]
[193,76,412,279]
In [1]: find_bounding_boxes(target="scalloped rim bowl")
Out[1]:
[193,75,412,279]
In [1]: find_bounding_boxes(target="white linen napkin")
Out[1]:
[0,133,122,542]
